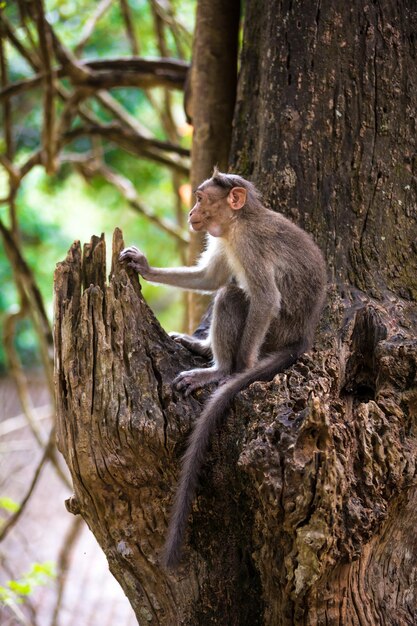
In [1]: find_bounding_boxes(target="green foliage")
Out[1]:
[0,0,196,372]
[0,561,56,607]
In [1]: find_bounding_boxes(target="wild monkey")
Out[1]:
[119,170,327,569]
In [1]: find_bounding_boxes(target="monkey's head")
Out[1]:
[189,169,261,238]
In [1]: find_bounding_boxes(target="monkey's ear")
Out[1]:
[227,187,247,210]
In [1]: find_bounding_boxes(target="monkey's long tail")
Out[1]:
[162,341,306,569]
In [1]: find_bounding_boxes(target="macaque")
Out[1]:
[119,169,327,569]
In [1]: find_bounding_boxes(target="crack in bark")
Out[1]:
[144,343,170,451]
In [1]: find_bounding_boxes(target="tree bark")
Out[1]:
[54,1,417,624]
[232,0,417,298]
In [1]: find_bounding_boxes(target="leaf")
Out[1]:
[8,580,31,596]
[0,497,20,513]
[0,586,13,603]
[29,561,55,579]
[0,561,56,607]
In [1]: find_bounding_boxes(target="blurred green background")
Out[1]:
[0,0,195,373]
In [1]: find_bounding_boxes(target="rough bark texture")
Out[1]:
[54,1,417,625]
[233,0,417,298]
[54,230,264,625]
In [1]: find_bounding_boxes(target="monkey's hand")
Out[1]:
[119,246,152,278]
[169,332,212,358]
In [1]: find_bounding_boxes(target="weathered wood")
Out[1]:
[54,231,417,625]
[54,229,263,624]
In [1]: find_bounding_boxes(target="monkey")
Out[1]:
[119,169,327,569]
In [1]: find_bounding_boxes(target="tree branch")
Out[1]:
[94,89,154,138]
[64,123,189,173]
[65,121,189,156]
[3,308,47,448]
[16,0,41,59]
[0,428,54,543]
[43,13,91,83]
[0,57,189,102]
[0,404,51,437]
[150,0,192,58]
[50,516,84,626]
[150,1,180,142]
[34,0,57,174]
[0,11,39,71]
[0,22,13,160]
[74,0,113,57]
[119,0,139,55]
[0,219,53,389]
[76,161,189,246]
[0,154,20,185]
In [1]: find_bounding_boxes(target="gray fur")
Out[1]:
[119,171,327,569]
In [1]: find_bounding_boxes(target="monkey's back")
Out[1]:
[278,212,326,346]
[249,209,327,349]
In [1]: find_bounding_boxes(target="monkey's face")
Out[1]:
[188,185,247,238]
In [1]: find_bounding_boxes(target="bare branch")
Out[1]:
[0,219,53,389]
[73,60,188,90]
[0,11,40,71]
[0,428,54,543]
[0,57,189,102]
[150,0,192,58]
[50,517,84,626]
[64,123,190,173]
[81,55,190,74]
[19,150,43,178]
[149,2,180,142]
[17,0,40,58]
[0,404,51,437]
[65,121,189,156]
[0,74,44,100]
[148,0,188,283]
[3,308,47,448]
[0,154,20,185]
[33,0,57,173]
[95,90,154,138]
[120,0,140,55]
[77,161,189,245]
[42,13,92,83]
[151,0,169,58]
[74,0,113,57]
[0,23,13,160]
[56,87,93,142]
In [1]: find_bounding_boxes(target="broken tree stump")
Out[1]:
[54,230,417,625]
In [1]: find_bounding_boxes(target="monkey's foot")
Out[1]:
[169,332,212,358]
[173,367,228,396]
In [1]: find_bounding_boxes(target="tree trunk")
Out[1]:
[233,0,417,298]
[187,0,240,330]
[54,230,264,625]
[54,1,417,624]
